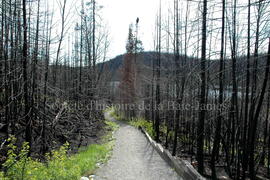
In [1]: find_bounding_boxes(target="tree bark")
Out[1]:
[197,0,207,174]
[249,38,270,180]
[211,0,225,178]
[22,0,31,151]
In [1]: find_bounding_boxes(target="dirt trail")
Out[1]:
[95,112,182,180]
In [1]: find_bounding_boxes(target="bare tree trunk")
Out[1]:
[197,0,207,174]
[172,0,180,156]
[42,7,53,154]
[30,0,40,138]
[54,0,67,87]
[22,0,31,152]
[155,0,161,142]
[242,1,251,179]
[92,0,96,97]
[228,0,239,173]
[2,0,9,139]
[249,38,270,180]
[262,89,270,165]
[211,0,225,178]
[79,4,84,94]
[247,1,263,178]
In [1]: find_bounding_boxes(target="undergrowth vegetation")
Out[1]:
[109,107,156,138]
[0,119,118,180]
[129,118,155,138]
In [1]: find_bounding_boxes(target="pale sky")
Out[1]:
[99,0,159,59]
[48,0,270,62]
[48,0,160,61]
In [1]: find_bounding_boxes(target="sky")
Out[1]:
[48,0,160,60]
[48,0,270,62]
[98,0,159,59]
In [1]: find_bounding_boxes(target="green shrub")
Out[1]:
[109,109,125,121]
[160,125,174,140]
[109,109,154,138]
[129,118,155,138]
[0,120,117,180]
[105,120,118,132]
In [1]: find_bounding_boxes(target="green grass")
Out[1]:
[109,109,125,121]
[109,108,173,141]
[129,117,155,138]
[108,108,155,138]
[104,120,118,132]
[0,118,118,180]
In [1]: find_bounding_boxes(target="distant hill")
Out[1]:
[98,52,198,81]
[98,51,268,86]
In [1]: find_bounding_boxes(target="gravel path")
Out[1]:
[94,112,182,180]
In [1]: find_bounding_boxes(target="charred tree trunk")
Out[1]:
[211,0,225,178]
[197,0,207,174]
[22,0,31,151]
[249,38,270,180]
[172,0,180,156]
[242,1,251,179]
[155,1,161,142]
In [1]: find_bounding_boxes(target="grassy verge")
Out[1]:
[109,109,125,121]
[109,108,156,138]
[129,118,155,137]
[110,108,173,142]
[0,117,118,180]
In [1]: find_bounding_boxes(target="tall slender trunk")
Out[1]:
[155,1,161,142]
[92,0,96,97]
[54,0,67,87]
[249,38,270,180]
[30,0,40,134]
[229,0,238,171]
[247,1,263,178]
[262,89,270,165]
[22,0,31,151]
[197,0,207,174]
[42,6,53,154]
[211,0,225,178]
[79,4,83,94]
[242,1,251,179]
[3,0,9,139]
[172,0,180,156]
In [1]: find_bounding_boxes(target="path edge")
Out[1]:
[138,127,206,180]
